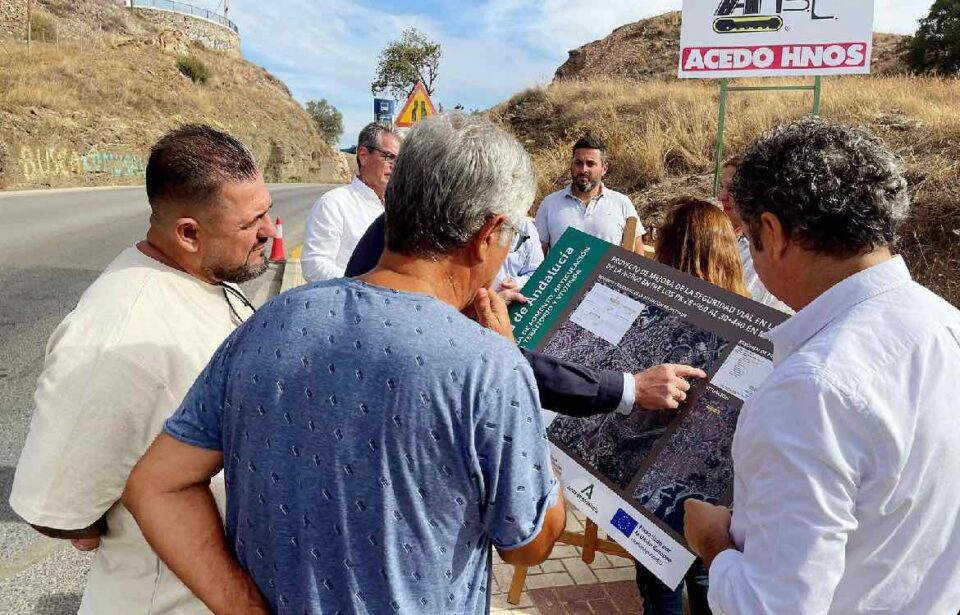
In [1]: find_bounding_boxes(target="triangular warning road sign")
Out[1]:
[394,81,437,128]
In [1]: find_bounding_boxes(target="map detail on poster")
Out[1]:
[510,229,789,589]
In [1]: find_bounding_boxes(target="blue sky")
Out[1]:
[204,1,932,148]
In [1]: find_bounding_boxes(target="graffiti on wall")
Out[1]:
[193,31,236,52]
[19,146,145,183]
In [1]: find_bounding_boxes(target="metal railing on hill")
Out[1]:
[129,0,239,34]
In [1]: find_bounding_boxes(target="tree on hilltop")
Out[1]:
[904,0,960,75]
[371,28,441,100]
[305,99,344,147]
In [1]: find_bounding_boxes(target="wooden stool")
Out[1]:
[506,519,635,605]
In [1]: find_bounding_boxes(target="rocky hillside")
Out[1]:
[554,11,909,82]
[492,13,957,307]
[0,0,348,190]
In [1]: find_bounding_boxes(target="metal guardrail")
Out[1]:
[129,0,239,34]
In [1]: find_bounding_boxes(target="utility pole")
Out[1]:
[26,0,33,55]
[223,0,229,19]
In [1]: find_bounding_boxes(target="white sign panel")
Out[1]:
[550,446,697,590]
[711,344,774,401]
[569,284,645,346]
[678,0,876,79]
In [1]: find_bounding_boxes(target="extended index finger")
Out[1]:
[667,364,707,380]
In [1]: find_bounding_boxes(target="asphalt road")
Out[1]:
[0,183,337,614]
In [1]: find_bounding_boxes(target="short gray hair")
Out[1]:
[384,114,536,258]
[357,121,397,170]
[732,118,910,257]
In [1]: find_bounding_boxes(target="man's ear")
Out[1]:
[471,215,506,263]
[357,147,370,172]
[173,217,202,255]
[601,160,610,177]
[758,212,790,260]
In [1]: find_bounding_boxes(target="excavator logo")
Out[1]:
[714,14,784,33]
[713,0,836,34]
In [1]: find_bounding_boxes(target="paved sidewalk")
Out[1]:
[489,511,644,614]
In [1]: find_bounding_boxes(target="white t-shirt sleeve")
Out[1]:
[534,202,551,247]
[10,346,173,530]
[622,196,644,236]
[301,195,346,282]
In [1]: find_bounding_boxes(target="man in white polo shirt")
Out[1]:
[301,122,400,281]
[534,133,643,253]
[684,119,960,614]
[9,125,275,613]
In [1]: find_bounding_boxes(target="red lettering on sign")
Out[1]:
[681,42,868,72]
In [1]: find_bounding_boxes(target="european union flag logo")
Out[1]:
[611,509,639,538]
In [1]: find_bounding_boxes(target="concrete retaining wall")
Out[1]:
[132,7,240,56]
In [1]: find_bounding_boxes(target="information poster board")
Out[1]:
[678,0,876,78]
[510,229,789,589]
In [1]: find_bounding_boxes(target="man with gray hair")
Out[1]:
[684,119,960,614]
[122,114,566,614]
[302,121,400,281]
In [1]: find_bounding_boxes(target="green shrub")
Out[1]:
[176,55,212,84]
[30,12,57,43]
[904,0,960,75]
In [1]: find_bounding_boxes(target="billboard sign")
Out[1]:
[679,0,875,79]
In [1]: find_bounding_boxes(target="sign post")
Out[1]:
[678,0,875,194]
[712,76,822,194]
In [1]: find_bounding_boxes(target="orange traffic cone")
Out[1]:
[269,216,285,261]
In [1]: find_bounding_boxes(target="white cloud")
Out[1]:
[221,0,934,147]
[478,0,681,55]
[874,0,931,34]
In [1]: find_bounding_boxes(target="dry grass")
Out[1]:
[491,76,960,306]
[0,41,347,188]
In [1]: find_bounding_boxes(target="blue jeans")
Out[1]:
[634,558,711,615]
[633,490,712,614]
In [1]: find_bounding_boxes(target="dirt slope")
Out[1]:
[0,0,348,189]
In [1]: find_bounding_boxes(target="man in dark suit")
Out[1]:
[346,214,705,417]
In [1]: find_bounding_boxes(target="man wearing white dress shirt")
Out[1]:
[301,122,400,281]
[684,119,960,614]
[493,217,544,295]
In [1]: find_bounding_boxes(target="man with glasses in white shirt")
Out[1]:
[302,122,400,281]
[684,119,960,614]
[493,217,544,303]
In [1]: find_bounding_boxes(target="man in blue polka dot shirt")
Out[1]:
[123,114,567,614]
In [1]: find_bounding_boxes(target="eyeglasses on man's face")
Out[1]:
[512,230,531,253]
[502,221,530,254]
[366,146,398,164]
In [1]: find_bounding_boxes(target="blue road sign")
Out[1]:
[374,98,395,124]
